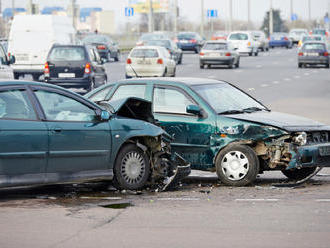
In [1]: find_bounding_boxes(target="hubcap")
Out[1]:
[121,151,145,185]
[221,151,249,181]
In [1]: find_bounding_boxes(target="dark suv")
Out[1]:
[44,44,107,91]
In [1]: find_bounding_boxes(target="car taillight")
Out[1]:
[126,58,132,64]
[190,39,197,43]
[8,52,11,57]
[157,58,163,64]
[324,52,329,56]
[174,38,178,43]
[247,42,251,46]
[84,63,91,74]
[44,62,50,74]
[167,48,172,54]
[225,52,231,56]
[284,37,289,41]
[298,52,303,56]
[199,52,205,56]
[97,45,106,50]
[136,41,144,46]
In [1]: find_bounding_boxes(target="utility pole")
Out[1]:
[11,0,15,17]
[290,0,293,21]
[229,0,232,31]
[269,0,273,35]
[247,0,250,29]
[28,0,33,14]
[148,0,153,32]
[71,0,77,29]
[173,0,177,33]
[200,0,204,37]
[308,0,311,24]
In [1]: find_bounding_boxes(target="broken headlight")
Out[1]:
[293,132,307,146]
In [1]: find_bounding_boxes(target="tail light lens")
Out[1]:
[298,52,303,56]
[44,62,50,74]
[126,58,132,64]
[199,52,205,56]
[157,58,163,64]
[167,49,172,54]
[284,37,289,41]
[190,39,197,43]
[174,38,178,43]
[84,63,91,74]
[97,45,106,50]
[247,42,251,46]
[324,52,329,56]
[225,52,231,56]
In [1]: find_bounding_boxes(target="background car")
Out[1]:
[227,31,259,56]
[44,44,107,91]
[125,46,176,78]
[252,30,269,51]
[136,32,170,46]
[87,77,330,187]
[269,32,293,49]
[0,43,14,79]
[199,41,240,69]
[298,41,329,68]
[289,28,308,45]
[211,31,228,40]
[298,35,327,48]
[312,28,329,38]
[175,32,204,53]
[0,80,189,190]
[82,34,120,62]
[144,39,183,64]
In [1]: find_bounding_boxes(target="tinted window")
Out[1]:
[0,89,36,120]
[49,47,86,61]
[153,87,195,114]
[35,90,95,121]
[111,85,146,101]
[83,35,109,43]
[130,49,159,58]
[303,43,326,50]
[228,33,248,40]
[312,29,326,35]
[178,33,197,39]
[203,43,227,50]
[89,86,113,102]
[145,40,171,49]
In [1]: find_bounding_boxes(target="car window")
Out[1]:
[49,47,86,61]
[228,33,248,40]
[153,87,195,114]
[0,45,6,65]
[159,47,170,58]
[0,89,36,120]
[89,86,113,102]
[88,48,97,62]
[35,90,96,122]
[83,35,108,43]
[203,43,227,50]
[111,84,146,101]
[130,49,159,58]
[303,43,326,50]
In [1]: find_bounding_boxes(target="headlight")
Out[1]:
[293,132,307,146]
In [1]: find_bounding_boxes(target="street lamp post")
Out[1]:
[269,0,273,35]
[200,0,204,37]
[148,0,154,32]
[229,0,232,31]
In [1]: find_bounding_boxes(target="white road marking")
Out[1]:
[316,199,330,202]
[294,75,300,79]
[207,75,217,79]
[304,72,310,76]
[247,88,255,91]
[158,198,200,201]
[272,81,280,84]
[235,199,279,202]
[284,78,291,81]
[234,70,243,73]
[261,84,269,87]
[256,65,262,68]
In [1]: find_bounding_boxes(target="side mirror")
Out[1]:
[186,105,202,116]
[96,109,111,121]
[9,55,15,64]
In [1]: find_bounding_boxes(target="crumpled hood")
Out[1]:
[226,111,330,132]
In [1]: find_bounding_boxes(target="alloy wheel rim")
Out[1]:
[121,151,145,185]
[221,151,249,181]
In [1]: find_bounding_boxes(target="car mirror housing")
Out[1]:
[186,105,203,116]
[9,55,16,64]
[95,109,111,121]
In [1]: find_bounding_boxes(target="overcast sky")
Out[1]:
[1,0,329,24]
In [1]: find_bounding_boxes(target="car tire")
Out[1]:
[178,55,182,64]
[14,73,20,80]
[200,63,204,69]
[266,47,269,51]
[195,46,200,54]
[114,51,120,62]
[162,68,167,77]
[215,144,259,186]
[281,167,317,181]
[125,74,132,79]
[326,63,330,68]
[228,62,234,69]
[298,63,302,68]
[254,51,258,56]
[112,144,150,190]
[32,74,40,81]
[248,52,253,56]
[235,59,240,68]
[107,52,112,62]
[171,67,176,77]
[87,79,95,92]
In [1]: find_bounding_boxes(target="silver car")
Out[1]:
[199,41,240,69]
[0,43,14,79]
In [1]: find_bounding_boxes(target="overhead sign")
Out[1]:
[325,16,329,23]
[207,9,218,18]
[291,14,298,21]
[125,7,134,17]
[129,0,169,13]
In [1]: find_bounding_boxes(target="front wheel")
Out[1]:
[113,144,150,190]
[216,144,259,186]
[281,167,317,181]
[235,59,240,68]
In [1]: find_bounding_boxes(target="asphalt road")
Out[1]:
[1,47,330,248]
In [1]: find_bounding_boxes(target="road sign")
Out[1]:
[325,16,329,23]
[291,14,298,21]
[125,7,134,17]
[207,9,218,18]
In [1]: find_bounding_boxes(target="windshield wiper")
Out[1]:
[218,109,245,115]
[243,107,270,113]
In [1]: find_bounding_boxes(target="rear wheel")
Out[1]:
[281,167,317,181]
[32,74,40,81]
[114,51,120,62]
[195,46,200,54]
[254,51,258,56]
[326,63,330,68]
[87,79,95,92]
[235,59,240,68]
[248,52,253,56]
[298,63,302,68]
[178,55,182,64]
[113,144,150,190]
[216,144,259,186]
[200,63,204,69]
[14,73,20,80]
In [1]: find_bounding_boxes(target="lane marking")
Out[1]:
[272,81,280,84]
[256,65,262,68]
[304,72,310,76]
[207,75,217,79]
[261,84,269,87]
[234,70,243,73]
[316,199,330,202]
[158,198,200,201]
[247,88,255,91]
[235,199,279,202]
[294,75,300,79]
[284,78,291,81]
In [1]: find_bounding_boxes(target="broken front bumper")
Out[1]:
[288,143,330,169]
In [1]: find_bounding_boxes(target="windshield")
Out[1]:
[49,47,86,61]
[140,33,167,41]
[130,48,159,58]
[203,43,227,50]
[312,29,326,35]
[83,35,109,44]
[191,83,266,114]
[178,33,197,39]
[145,40,171,49]
[303,43,326,50]
[228,33,248,40]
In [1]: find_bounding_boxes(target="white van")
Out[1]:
[8,15,76,80]
[227,31,259,56]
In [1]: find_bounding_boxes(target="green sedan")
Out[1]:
[0,80,189,190]
[87,77,330,186]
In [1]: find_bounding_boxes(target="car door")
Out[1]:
[88,47,106,85]
[32,87,111,181]
[0,45,13,79]
[152,85,216,168]
[0,86,48,186]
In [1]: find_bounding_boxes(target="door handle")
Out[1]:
[51,127,62,133]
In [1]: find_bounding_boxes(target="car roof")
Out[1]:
[205,40,227,43]
[132,45,163,50]
[118,77,227,86]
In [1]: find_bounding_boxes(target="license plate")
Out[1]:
[180,40,188,43]
[306,53,318,56]
[319,146,330,156]
[137,60,151,65]
[58,73,75,78]
[208,52,220,57]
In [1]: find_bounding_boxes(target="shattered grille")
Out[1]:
[307,131,330,144]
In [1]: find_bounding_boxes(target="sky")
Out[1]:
[1,0,329,25]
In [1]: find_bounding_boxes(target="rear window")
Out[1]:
[312,30,326,35]
[303,43,326,50]
[83,35,109,44]
[49,47,86,61]
[228,33,248,40]
[178,33,196,39]
[130,48,159,58]
[145,40,171,49]
[203,43,227,50]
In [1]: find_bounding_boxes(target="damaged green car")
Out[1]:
[87,77,330,186]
